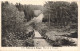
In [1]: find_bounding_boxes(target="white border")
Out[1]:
[0,0,80,51]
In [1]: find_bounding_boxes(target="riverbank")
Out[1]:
[34,22,78,47]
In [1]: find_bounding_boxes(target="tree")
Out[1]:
[23,5,35,21]
[2,2,25,46]
[43,1,78,28]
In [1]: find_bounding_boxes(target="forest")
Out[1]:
[1,1,43,46]
[43,1,78,28]
[2,1,78,47]
[35,1,78,46]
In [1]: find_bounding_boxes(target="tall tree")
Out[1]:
[43,1,78,28]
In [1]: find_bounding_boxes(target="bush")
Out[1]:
[2,2,34,47]
[61,38,74,46]
[24,39,34,47]
[62,32,78,38]
[68,32,78,38]
[2,38,34,47]
[47,37,75,47]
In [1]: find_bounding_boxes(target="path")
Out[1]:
[25,13,52,47]
[33,30,52,47]
[33,13,52,47]
[25,13,44,25]
[35,13,44,23]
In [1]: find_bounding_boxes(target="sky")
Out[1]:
[1,0,78,6]
[2,0,46,5]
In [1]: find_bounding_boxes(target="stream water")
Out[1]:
[34,30,52,47]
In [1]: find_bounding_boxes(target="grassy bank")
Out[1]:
[35,22,78,47]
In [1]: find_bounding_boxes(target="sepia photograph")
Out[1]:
[1,0,78,47]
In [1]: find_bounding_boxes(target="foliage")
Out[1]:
[35,22,77,46]
[15,3,43,21]
[62,32,78,38]
[2,1,24,36]
[2,1,34,46]
[43,1,78,28]
[52,37,75,46]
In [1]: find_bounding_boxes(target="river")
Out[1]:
[33,13,52,47]
[34,30,52,47]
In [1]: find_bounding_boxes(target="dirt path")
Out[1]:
[25,13,44,25]
[26,13,52,47]
[33,13,52,47]
[35,13,44,23]
[33,30,52,47]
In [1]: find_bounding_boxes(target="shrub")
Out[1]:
[47,37,75,47]
[62,32,78,38]
[69,32,78,38]
[2,2,34,47]
[24,39,34,47]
